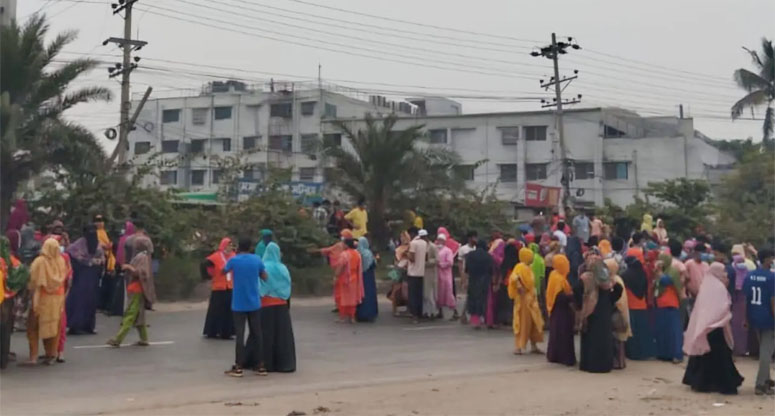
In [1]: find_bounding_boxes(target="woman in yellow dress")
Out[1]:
[508,248,545,355]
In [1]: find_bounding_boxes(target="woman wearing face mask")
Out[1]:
[65,225,105,335]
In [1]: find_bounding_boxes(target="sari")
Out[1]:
[334,248,363,320]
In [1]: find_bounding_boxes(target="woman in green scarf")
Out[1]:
[254,230,274,258]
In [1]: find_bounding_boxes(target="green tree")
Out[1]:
[323,115,469,247]
[731,37,775,142]
[0,14,111,228]
[715,150,775,247]
[641,178,712,239]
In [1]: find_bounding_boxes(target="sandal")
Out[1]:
[56,357,66,363]
[253,367,268,376]
[135,340,150,347]
[106,339,121,348]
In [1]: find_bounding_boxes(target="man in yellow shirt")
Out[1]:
[345,197,369,238]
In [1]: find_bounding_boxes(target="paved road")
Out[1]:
[1,300,540,415]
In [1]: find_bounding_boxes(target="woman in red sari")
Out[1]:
[334,236,363,323]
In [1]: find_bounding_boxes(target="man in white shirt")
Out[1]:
[407,228,428,322]
[552,220,568,251]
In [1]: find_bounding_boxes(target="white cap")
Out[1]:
[418,229,428,237]
[436,233,447,241]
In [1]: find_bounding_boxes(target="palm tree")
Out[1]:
[731,37,775,142]
[1,14,111,228]
[322,114,468,247]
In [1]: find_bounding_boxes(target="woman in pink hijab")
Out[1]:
[682,262,743,395]
[436,227,460,256]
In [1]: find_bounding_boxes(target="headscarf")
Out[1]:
[655,253,682,298]
[545,254,571,315]
[6,199,29,232]
[621,256,647,299]
[95,219,116,272]
[395,231,411,263]
[529,243,546,294]
[598,239,612,257]
[683,262,733,356]
[357,236,376,271]
[116,221,135,265]
[340,229,353,240]
[640,213,653,232]
[67,225,104,265]
[436,227,460,255]
[261,242,291,300]
[500,243,519,282]
[29,238,67,309]
[130,235,156,304]
[254,229,273,258]
[489,234,505,269]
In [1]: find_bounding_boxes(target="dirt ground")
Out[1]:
[117,358,773,416]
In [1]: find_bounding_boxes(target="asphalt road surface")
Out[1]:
[1,300,772,415]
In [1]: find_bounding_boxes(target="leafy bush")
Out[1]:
[155,256,201,301]
[413,189,513,239]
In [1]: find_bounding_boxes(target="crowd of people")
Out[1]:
[1,198,773,397]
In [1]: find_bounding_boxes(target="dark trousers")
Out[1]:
[233,310,262,369]
[407,275,424,318]
[0,300,14,369]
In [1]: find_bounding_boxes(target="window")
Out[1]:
[324,103,337,118]
[574,162,595,180]
[268,135,293,152]
[213,106,232,120]
[455,164,475,181]
[214,138,231,152]
[299,167,316,181]
[134,141,151,155]
[301,101,316,116]
[212,169,224,184]
[243,163,266,181]
[161,140,179,153]
[162,109,180,123]
[428,129,447,144]
[243,135,260,150]
[160,170,177,185]
[190,139,207,153]
[525,163,548,180]
[270,103,292,118]
[604,124,627,138]
[500,127,519,145]
[604,162,629,180]
[323,133,342,146]
[301,134,318,153]
[498,164,517,183]
[524,125,548,141]
[192,108,208,125]
[191,170,206,186]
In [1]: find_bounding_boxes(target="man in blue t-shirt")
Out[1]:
[743,248,775,395]
[222,237,267,377]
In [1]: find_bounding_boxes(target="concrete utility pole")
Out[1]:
[105,0,147,165]
[531,33,582,216]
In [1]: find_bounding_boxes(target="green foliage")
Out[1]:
[731,37,774,142]
[1,14,112,226]
[715,150,775,246]
[641,178,712,239]
[323,114,472,247]
[155,256,200,301]
[414,188,513,239]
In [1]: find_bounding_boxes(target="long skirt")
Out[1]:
[682,328,744,394]
[495,283,513,326]
[730,290,748,356]
[625,309,656,360]
[260,304,296,373]
[357,266,379,322]
[98,272,116,312]
[66,260,102,334]
[107,274,126,317]
[546,293,576,366]
[203,289,235,339]
[422,269,438,318]
[655,307,683,361]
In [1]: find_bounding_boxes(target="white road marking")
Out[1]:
[403,325,458,331]
[73,341,175,349]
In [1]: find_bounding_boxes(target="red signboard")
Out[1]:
[525,183,561,207]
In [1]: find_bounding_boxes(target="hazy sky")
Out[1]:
[16,0,775,149]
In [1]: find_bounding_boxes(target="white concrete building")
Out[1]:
[325,107,736,210]
[1,0,16,27]
[126,81,420,192]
